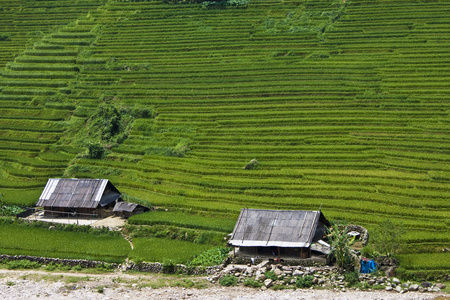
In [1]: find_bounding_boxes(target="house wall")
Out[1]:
[43,206,114,218]
[236,246,311,258]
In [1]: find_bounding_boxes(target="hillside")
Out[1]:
[0,0,449,275]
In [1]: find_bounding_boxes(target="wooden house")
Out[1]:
[228,208,331,259]
[36,178,122,218]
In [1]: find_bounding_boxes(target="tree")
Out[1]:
[87,142,105,159]
[327,223,356,272]
[373,219,405,257]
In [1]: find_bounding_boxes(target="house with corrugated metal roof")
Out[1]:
[37,178,123,218]
[228,208,331,259]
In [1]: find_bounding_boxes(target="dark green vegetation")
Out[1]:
[0,0,449,276]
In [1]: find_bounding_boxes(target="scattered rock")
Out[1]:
[264,279,273,288]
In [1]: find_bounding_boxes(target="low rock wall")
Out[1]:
[0,254,221,275]
[0,255,116,269]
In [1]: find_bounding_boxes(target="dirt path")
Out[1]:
[0,269,445,300]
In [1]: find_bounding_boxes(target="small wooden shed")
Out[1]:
[113,201,149,218]
[228,208,330,259]
[36,178,122,218]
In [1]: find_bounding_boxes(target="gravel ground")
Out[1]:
[0,269,444,300]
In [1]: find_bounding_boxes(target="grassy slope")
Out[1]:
[0,0,448,273]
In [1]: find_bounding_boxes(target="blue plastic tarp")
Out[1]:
[360,258,378,273]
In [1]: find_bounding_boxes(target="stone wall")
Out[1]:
[0,255,117,269]
[0,254,221,275]
[346,224,369,246]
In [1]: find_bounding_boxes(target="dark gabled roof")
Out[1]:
[36,178,121,209]
[113,201,138,212]
[229,209,329,248]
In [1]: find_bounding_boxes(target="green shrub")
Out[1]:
[243,278,262,288]
[296,275,314,288]
[0,34,11,41]
[361,245,379,259]
[188,247,230,266]
[44,263,58,271]
[87,142,105,159]
[344,271,360,286]
[162,260,175,274]
[264,270,277,281]
[73,265,83,271]
[7,260,41,270]
[219,275,238,286]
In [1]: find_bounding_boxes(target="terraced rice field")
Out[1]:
[0,0,449,275]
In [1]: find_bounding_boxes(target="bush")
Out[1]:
[73,265,83,271]
[361,245,379,259]
[0,34,11,41]
[87,142,105,159]
[162,260,175,274]
[7,260,41,270]
[243,278,263,288]
[344,271,360,286]
[243,159,259,170]
[219,275,238,286]
[296,275,314,288]
[373,219,405,257]
[264,270,277,281]
[188,247,230,266]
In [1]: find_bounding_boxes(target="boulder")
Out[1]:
[255,274,266,282]
[264,279,273,288]
[274,268,282,276]
[385,286,393,291]
[293,270,304,276]
[409,284,419,291]
[436,283,446,289]
[395,286,403,293]
[421,282,432,288]
[392,278,401,284]
[367,279,376,285]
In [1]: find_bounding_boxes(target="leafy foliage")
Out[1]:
[327,223,356,271]
[373,219,405,257]
[264,270,277,281]
[295,275,314,288]
[87,142,105,159]
[219,274,238,286]
[344,270,360,286]
[0,194,24,216]
[162,260,175,274]
[188,246,230,266]
[243,278,263,288]
[6,260,41,270]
